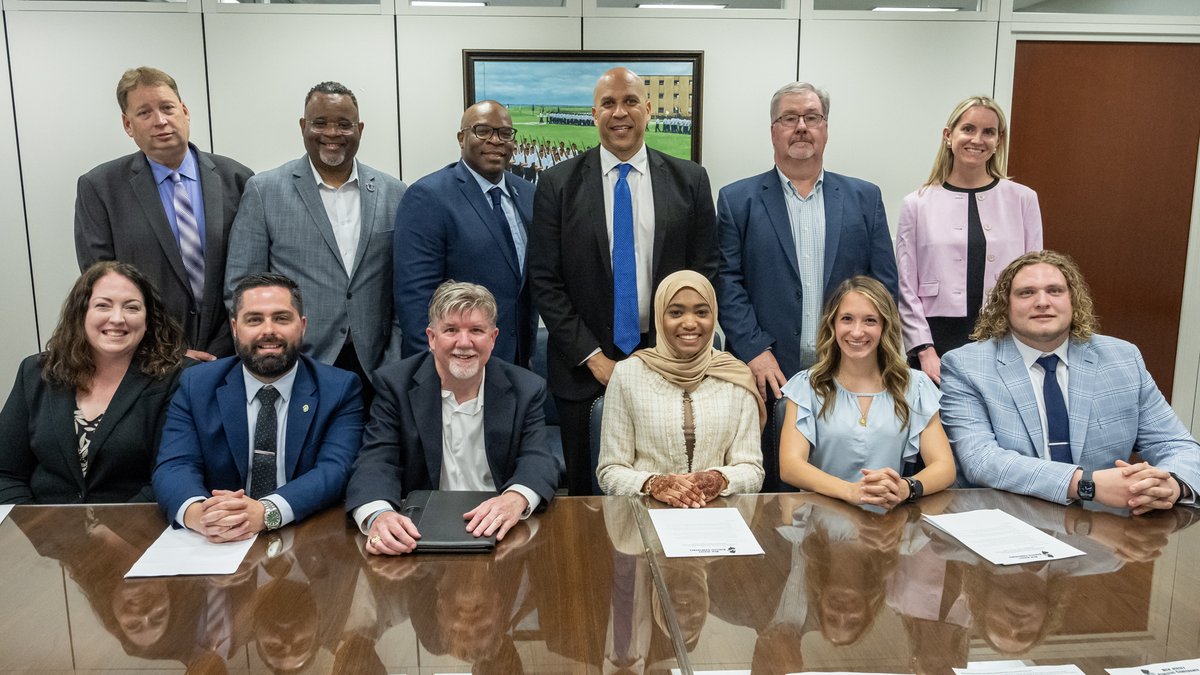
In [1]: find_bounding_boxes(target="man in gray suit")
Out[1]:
[225,81,406,399]
[76,67,254,361]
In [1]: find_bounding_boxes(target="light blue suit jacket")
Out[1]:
[941,333,1200,504]
[225,157,406,377]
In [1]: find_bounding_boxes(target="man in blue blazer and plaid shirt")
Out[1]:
[941,250,1199,514]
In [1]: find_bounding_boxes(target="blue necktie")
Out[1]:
[170,171,205,303]
[488,186,522,273]
[1037,354,1072,463]
[612,163,639,355]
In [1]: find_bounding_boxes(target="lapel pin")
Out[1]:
[366,182,375,192]
[302,404,310,413]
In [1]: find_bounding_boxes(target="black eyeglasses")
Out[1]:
[463,124,517,142]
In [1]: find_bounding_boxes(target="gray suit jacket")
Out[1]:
[224,157,406,377]
[75,145,254,356]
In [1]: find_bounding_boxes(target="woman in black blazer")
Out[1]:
[0,261,185,504]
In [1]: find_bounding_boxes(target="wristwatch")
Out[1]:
[904,477,924,503]
[261,499,282,531]
[1077,470,1096,501]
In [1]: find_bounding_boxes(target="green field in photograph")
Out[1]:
[509,104,694,161]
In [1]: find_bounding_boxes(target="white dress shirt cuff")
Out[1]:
[579,348,602,368]
[264,493,295,527]
[176,496,206,528]
[354,500,396,534]
[504,485,540,518]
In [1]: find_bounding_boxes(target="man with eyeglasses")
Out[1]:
[225,81,406,403]
[394,100,537,366]
[715,81,897,492]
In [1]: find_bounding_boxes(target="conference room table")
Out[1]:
[0,490,1198,674]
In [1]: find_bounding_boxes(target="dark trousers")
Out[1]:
[762,388,798,493]
[557,394,603,496]
[333,340,375,413]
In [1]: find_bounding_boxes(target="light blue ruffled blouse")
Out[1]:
[780,369,940,482]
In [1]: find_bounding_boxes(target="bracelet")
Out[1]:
[644,474,660,495]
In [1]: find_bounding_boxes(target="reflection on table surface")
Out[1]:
[0,498,680,674]
[642,490,1200,675]
[3,492,1200,675]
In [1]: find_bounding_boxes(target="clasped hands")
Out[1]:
[183,489,264,543]
[842,467,910,510]
[365,490,529,556]
[646,470,727,508]
[1080,459,1182,515]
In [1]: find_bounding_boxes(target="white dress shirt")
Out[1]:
[311,159,361,277]
[1012,336,1071,461]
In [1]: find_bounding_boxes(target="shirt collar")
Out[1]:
[242,360,300,404]
[776,167,824,199]
[599,144,649,177]
[309,159,359,189]
[461,160,508,196]
[149,145,199,185]
[1012,334,1070,371]
[440,369,486,415]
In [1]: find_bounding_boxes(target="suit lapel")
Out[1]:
[284,360,318,479]
[49,388,87,493]
[290,159,348,277]
[1066,341,1098,460]
[582,149,614,285]
[822,173,844,289]
[217,366,251,482]
[196,150,224,327]
[482,362,514,484]
[129,155,191,292]
[455,162,520,279]
[759,171,801,282]
[409,357,445,487]
[88,365,153,459]
[648,149,669,277]
[350,167,379,284]
[997,336,1045,452]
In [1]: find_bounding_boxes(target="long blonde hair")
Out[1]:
[807,277,911,428]
[924,95,1010,188]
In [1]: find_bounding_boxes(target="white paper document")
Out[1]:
[125,526,256,578]
[955,665,1085,675]
[648,507,763,558]
[923,509,1084,565]
[1108,658,1200,675]
[0,504,13,524]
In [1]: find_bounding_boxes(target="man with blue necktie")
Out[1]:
[394,100,537,366]
[529,67,718,495]
[941,250,1200,513]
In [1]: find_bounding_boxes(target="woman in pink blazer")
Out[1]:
[895,96,1042,384]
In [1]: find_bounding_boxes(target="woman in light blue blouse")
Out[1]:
[778,276,955,509]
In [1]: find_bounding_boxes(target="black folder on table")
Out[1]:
[400,490,497,553]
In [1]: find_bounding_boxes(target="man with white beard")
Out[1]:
[345,281,562,556]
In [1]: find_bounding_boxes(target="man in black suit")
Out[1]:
[346,281,561,556]
[75,67,253,361]
[528,67,718,496]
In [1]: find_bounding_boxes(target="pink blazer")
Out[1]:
[895,179,1042,351]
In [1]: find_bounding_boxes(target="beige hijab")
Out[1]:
[634,270,767,431]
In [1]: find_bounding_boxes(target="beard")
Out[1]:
[446,351,481,381]
[236,337,300,379]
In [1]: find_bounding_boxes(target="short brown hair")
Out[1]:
[116,67,181,112]
[970,250,1099,342]
[41,261,185,391]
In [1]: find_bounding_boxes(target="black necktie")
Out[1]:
[250,386,280,498]
[488,186,522,273]
[1037,355,1071,463]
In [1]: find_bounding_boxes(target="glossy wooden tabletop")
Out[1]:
[2,492,1198,674]
[640,490,1200,675]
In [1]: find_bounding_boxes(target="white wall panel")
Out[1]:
[799,18,998,231]
[205,13,400,177]
[395,16,581,183]
[0,15,37,400]
[7,11,209,344]
[584,17,799,195]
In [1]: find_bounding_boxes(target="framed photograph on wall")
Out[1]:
[463,50,704,171]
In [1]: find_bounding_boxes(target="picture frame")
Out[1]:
[463,50,704,165]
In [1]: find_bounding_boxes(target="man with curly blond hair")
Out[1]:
[941,250,1199,513]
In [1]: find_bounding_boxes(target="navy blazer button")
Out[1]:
[346,292,352,299]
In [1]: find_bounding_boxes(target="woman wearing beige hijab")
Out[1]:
[597,271,766,507]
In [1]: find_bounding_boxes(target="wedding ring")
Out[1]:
[369,535,382,546]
